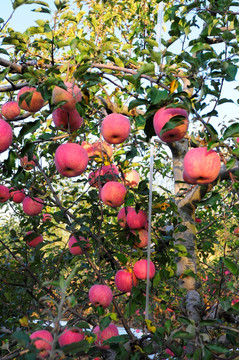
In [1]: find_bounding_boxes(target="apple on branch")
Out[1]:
[26,231,43,248]
[9,188,25,203]
[101,113,131,144]
[89,284,113,308]
[117,206,133,228]
[93,323,119,349]
[100,181,127,207]
[54,143,88,177]
[30,330,53,358]
[68,235,89,255]
[153,106,189,142]
[134,259,156,280]
[58,327,84,347]
[126,208,148,229]
[0,185,10,203]
[1,101,20,120]
[52,81,82,112]
[17,86,44,113]
[93,140,113,159]
[0,118,13,153]
[124,169,140,187]
[22,197,44,216]
[183,147,221,184]
[131,228,149,248]
[52,107,83,132]
[115,269,138,292]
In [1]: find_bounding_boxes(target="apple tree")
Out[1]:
[0,0,239,359]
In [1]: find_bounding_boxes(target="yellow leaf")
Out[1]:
[134,345,144,353]
[153,202,170,211]
[19,316,28,327]
[145,319,156,333]
[85,336,94,344]
[170,80,178,93]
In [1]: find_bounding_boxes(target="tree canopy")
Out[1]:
[0,0,238,359]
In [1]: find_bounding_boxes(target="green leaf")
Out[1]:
[70,37,79,53]
[147,88,168,105]
[223,258,238,275]
[0,48,9,56]
[61,339,90,354]
[206,344,230,354]
[128,99,148,111]
[160,115,185,136]
[178,317,192,325]
[104,334,129,344]
[223,123,239,139]
[13,0,49,9]
[232,302,239,311]
[32,7,51,13]
[200,319,220,326]
[191,42,213,53]
[225,63,237,81]
[199,193,220,206]
[115,253,128,265]
[173,331,194,339]
[99,316,111,331]
[135,63,155,78]
[12,331,30,346]
[18,120,41,139]
[153,272,161,287]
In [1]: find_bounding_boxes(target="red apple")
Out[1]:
[0,185,10,203]
[89,284,113,308]
[42,213,52,222]
[124,170,140,187]
[183,147,221,184]
[22,197,44,216]
[131,228,148,248]
[117,206,133,228]
[100,181,127,208]
[92,141,113,159]
[115,269,138,292]
[20,154,37,170]
[195,217,202,224]
[126,208,148,229]
[9,188,25,203]
[58,328,84,347]
[52,107,83,132]
[30,330,53,358]
[0,118,13,153]
[93,323,119,349]
[82,141,95,157]
[26,231,43,248]
[68,236,89,255]
[233,227,239,237]
[89,165,119,187]
[54,143,88,177]
[1,101,20,120]
[133,259,155,280]
[52,81,81,112]
[17,86,44,113]
[101,113,131,144]
[153,107,189,142]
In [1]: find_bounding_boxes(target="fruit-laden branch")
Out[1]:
[35,160,136,341]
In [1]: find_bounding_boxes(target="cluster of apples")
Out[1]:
[0,86,45,154]
[30,322,117,358]
[30,327,85,358]
[153,106,221,184]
